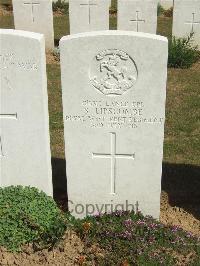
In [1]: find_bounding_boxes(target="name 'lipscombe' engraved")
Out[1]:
[65,99,164,129]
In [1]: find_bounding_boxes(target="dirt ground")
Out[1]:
[160,192,200,236]
[0,231,84,266]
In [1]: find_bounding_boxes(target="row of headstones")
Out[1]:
[12,0,200,50]
[1,28,168,218]
[52,0,173,8]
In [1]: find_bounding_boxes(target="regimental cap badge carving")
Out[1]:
[90,49,138,96]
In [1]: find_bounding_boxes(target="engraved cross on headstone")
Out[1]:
[130,11,145,32]
[185,12,200,33]
[80,1,98,24]
[92,132,135,195]
[0,113,17,157]
[24,1,40,22]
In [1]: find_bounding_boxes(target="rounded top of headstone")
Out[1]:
[0,29,44,41]
[60,30,168,44]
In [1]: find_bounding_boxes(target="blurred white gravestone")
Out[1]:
[0,29,52,196]
[69,0,110,34]
[60,31,168,218]
[159,0,173,10]
[118,0,158,34]
[53,0,111,4]
[173,0,200,47]
[12,0,54,50]
[159,0,174,10]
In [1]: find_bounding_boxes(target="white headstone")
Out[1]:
[12,0,54,50]
[69,0,110,34]
[0,29,52,196]
[159,0,173,10]
[118,0,158,34]
[60,31,168,218]
[173,0,200,47]
[53,0,111,5]
[53,0,69,2]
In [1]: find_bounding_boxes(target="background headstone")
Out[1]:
[60,31,168,218]
[69,0,110,34]
[159,0,173,10]
[0,29,52,196]
[12,0,54,50]
[53,0,111,4]
[118,0,158,34]
[173,0,200,47]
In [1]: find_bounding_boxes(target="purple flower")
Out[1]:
[137,219,146,226]
[186,232,193,238]
[171,225,180,233]
[148,223,158,229]
[124,219,133,227]
[121,230,132,240]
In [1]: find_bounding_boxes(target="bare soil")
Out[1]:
[160,192,200,236]
[0,231,84,266]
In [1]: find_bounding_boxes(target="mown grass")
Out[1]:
[0,13,14,28]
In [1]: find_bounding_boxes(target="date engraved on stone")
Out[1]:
[90,49,138,96]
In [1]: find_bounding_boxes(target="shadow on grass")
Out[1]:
[54,39,60,47]
[52,158,68,211]
[52,157,200,219]
[162,162,200,220]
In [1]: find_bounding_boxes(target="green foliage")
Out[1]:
[163,7,173,17]
[73,211,200,265]
[110,0,117,15]
[157,3,164,16]
[168,33,199,68]
[0,186,67,251]
[52,0,69,14]
[53,47,60,62]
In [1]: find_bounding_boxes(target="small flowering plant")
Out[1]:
[73,211,200,265]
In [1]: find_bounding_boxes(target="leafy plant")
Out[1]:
[52,0,69,14]
[163,7,173,17]
[157,3,164,16]
[53,47,60,62]
[110,0,117,15]
[168,33,199,68]
[0,186,67,251]
[73,211,200,265]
